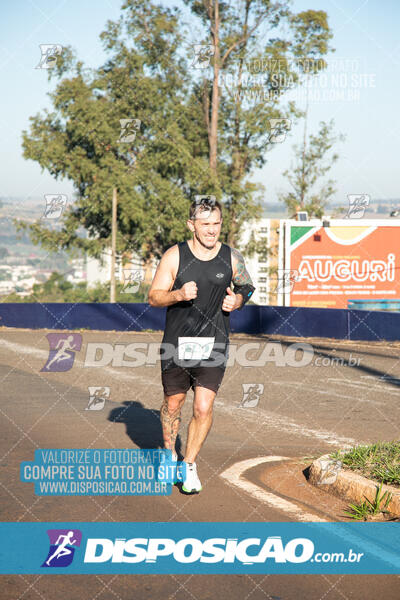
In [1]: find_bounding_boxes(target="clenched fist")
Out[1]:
[222,287,238,312]
[178,280,198,302]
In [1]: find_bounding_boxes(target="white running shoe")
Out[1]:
[182,461,202,493]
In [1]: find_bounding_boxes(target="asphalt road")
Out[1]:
[1,328,399,599]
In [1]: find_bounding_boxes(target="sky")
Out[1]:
[0,0,399,208]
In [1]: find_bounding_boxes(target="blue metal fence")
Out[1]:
[1,303,400,341]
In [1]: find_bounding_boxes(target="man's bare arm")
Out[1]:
[149,288,183,307]
[148,246,181,307]
[148,246,198,307]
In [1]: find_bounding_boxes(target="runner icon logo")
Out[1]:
[317,458,342,485]
[43,194,67,219]
[41,333,82,372]
[85,387,110,411]
[42,529,82,568]
[191,45,215,69]
[121,269,144,293]
[268,118,291,143]
[36,44,63,69]
[346,194,370,219]
[118,119,141,144]
[240,383,264,408]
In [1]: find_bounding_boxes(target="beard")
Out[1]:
[194,230,218,249]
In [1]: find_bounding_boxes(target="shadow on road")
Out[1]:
[254,335,400,389]
[107,401,183,458]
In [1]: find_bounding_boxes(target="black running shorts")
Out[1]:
[161,365,225,396]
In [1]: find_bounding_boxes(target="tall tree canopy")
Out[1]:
[21,0,333,262]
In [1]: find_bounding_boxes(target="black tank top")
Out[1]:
[161,240,233,371]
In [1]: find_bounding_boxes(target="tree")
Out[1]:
[279,119,345,218]
[19,1,203,267]
[6,272,150,303]
[19,0,333,267]
[184,0,333,243]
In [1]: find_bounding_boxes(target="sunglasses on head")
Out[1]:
[194,196,216,207]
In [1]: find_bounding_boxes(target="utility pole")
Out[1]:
[300,71,310,209]
[110,187,117,303]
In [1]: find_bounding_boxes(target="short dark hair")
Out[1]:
[189,196,222,220]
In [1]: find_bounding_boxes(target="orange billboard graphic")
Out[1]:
[286,223,400,309]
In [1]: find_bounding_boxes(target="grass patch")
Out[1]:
[344,483,393,521]
[331,441,400,487]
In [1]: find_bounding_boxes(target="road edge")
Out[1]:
[308,453,400,516]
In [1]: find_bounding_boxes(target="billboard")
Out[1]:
[282,220,400,309]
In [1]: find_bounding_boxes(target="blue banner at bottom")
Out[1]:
[0,522,398,574]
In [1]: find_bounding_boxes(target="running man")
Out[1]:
[148,197,255,493]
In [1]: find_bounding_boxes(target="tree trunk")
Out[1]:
[300,73,310,208]
[110,187,117,303]
[228,1,250,247]
[209,0,220,175]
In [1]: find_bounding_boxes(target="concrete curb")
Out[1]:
[308,454,400,517]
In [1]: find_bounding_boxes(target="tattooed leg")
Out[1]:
[160,393,185,452]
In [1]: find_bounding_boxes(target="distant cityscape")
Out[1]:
[1,195,399,298]
[0,195,83,296]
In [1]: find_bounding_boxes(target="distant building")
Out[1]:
[66,258,86,285]
[86,251,156,289]
[0,281,14,295]
[86,251,116,288]
[239,218,279,306]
